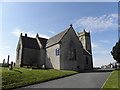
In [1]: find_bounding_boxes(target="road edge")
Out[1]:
[101,71,113,88]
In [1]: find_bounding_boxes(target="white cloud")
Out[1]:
[48,30,56,35]
[73,13,118,33]
[11,28,50,39]
[110,13,118,18]
[11,28,23,37]
[91,42,107,53]
[92,42,110,55]
[91,42,99,48]
[99,40,110,43]
[38,34,50,39]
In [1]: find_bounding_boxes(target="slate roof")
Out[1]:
[46,27,70,48]
[21,36,40,50]
[37,37,48,48]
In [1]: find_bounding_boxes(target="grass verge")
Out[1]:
[102,70,120,88]
[2,67,78,89]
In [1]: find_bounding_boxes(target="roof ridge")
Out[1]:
[84,49,92,55]
[48,27,69,40]
[46,27,70,48]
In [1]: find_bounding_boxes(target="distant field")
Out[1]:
[102,70,120,88]
[2,67,78,89]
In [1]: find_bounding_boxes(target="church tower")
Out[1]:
[77,29,92,54]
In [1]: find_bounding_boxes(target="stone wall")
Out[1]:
[22,48,41,67]
[60,27,85,71]
[83,55,93,70]
[15,40,23,67]
[46,44,60,70]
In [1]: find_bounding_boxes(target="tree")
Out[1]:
[111,40,120,63]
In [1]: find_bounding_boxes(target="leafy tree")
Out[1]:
[111,40,120,63]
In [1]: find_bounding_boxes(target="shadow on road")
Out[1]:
[80,69,114,73]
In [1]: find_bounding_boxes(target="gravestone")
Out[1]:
[14,63,15,66]
[3,59,5,64]
[7,55,10,65]
[9,61,13,70]
[42,64,45,69]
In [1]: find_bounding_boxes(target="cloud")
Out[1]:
[38,34,50,39]
[11,28,50,39]
[92,42,110,55]
[11,28,22,37]
[48,30,56,35]
[99,40,110,43]
[91,42,99,48]
[110,13,118,18]
[73,13,118,33]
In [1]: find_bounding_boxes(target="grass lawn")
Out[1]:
[102,70,120,88]
[2,67,78,89]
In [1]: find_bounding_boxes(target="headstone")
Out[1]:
[14,63,15,66]
[9,61,13,70]
[3,59,5,64]
[7,55,10,65]
[42,64,45,69]
[115,63,117,68]
[117,63,120,69]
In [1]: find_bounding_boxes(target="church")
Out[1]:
[15,24,93,71]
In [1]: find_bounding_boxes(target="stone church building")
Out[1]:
[15,24,93,71]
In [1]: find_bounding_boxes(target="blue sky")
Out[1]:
[1,2,118,67]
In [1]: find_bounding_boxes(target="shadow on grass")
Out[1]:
[13,70,22,74]
[6,73,77,90]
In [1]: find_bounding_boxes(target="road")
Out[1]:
[17,69,113,88]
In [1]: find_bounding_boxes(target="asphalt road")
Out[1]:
[18,69,113,88]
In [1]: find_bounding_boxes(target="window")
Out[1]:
[69,41,76,60]
[74,49,76,60]
[86,57,89,64]
[56,49,59,56]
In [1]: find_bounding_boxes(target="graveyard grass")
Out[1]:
[102,70,120,88]
[2,67,78,89]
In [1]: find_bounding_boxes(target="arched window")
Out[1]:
[69,40,76,60]
[56,49,59,56]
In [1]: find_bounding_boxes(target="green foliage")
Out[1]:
[102,70,120,88]
[111,40,120,63]
[2,67,77,89]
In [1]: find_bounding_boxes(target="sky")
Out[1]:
[0,2,118,67]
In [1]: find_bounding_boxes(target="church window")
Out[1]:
[56,49,59,56]
[74,49,76,60]
[86,57,89,64]
[69,41,76,60]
